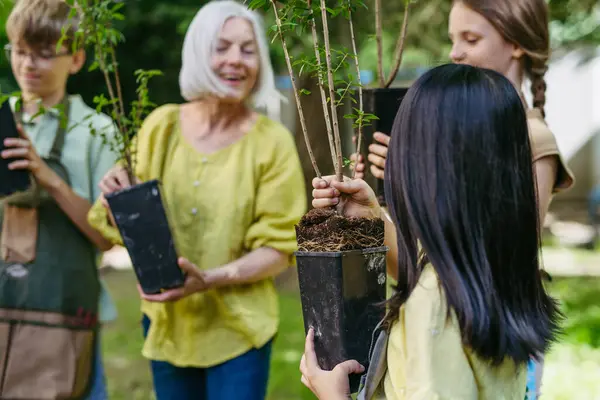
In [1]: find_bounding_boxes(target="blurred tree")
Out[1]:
[0,0,598,106]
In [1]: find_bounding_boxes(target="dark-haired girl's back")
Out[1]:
[380,265,526,399]
[376,63,560,399]
[300,63,561,400]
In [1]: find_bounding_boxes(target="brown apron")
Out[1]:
[0,98,100,399]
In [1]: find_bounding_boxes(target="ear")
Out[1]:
[69,48,86,74]
[512,44,524,59]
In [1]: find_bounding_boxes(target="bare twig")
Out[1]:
[270,0,321,177]
[108,47,134,180]
[319,0,343,182]
[347,1,364,179]
[385,0,411,88]
[375,0,384,88]
[110,48,126,120]
[307,0,338,178]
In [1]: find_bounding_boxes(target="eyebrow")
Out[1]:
[217,39,256,46]
[449,29,482,37]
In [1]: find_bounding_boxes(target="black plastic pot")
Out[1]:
[106,179,184,294]
[361,87,408,206]
[0,100,31,197]
[296,246,388,393]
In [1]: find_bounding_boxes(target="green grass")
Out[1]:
[542,277,600,399]
[100,270,314,400]
[101,270,600,399]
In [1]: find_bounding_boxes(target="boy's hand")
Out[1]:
[1,124,61,190]
[300,328,363,400]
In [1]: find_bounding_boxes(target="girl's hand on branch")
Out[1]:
[351,132,390,180]
[312,176,380,219]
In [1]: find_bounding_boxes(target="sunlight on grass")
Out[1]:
[542,277,600,399]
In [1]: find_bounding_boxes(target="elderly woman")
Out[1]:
[87,1,306,399]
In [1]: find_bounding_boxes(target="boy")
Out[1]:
[0,0,118,398]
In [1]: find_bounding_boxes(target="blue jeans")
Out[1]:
[142,315,273,400]
[589,185,600,226]
[525,359,537,399]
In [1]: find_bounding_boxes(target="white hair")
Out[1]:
[179,0,284,121]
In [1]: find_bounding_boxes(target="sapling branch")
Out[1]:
[319,0,343,183]
[67,0,161,184]
[307,0,338,178]
[269,0,321,178]
[385,0,411,88]
[347,1,364,179]
[374,0,384,88]
[110,48,126,120]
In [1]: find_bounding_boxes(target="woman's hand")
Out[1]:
[1,124,61,189]
[312,176,380,219]
[300,328,364,400]
[350,132,390,180]
[98,165,139,209]
[138,257,210,302]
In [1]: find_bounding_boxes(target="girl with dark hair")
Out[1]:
[300,63,561,399]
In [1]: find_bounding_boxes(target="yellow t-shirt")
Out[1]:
[527,108,574,193]
[380,266,527,399]
[88,104,306,367]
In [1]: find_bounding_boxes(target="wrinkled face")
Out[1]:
[7,40,84,99]
[448,2,521,77]
[211,17,260,103]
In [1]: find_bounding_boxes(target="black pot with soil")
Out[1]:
[295,208,387,393]
[361,87,408,206]
[105,179,185,294]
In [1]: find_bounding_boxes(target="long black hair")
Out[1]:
[383,63,561,365]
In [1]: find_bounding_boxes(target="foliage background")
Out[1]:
[0,0,598,107]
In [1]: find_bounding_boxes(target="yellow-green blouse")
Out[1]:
[379,266,527,399]
[88,104,306,367]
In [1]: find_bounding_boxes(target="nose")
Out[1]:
[22,53,37,68]
[225,46,242,65]
[449,44,465,63]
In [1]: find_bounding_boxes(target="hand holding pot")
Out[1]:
[98,165,141,209]
[312,176,380,219]
[99,165,134,193]
[300,328,364,400]
[351,132,390,180]
[138,257,210,302]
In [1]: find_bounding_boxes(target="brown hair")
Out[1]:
[6,0,82,52]
[455,0,550,116]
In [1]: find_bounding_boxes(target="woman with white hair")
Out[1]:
[87,1,306,398]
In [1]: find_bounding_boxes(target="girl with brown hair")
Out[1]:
[359,0,574,216]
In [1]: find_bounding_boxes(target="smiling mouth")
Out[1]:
[220,74,246,83]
